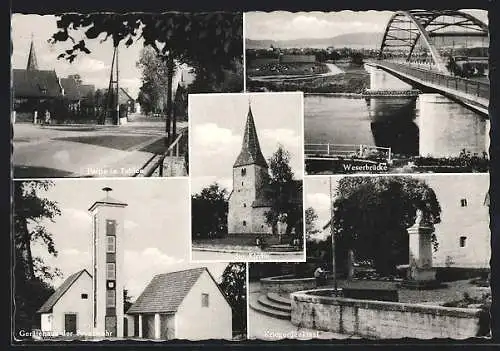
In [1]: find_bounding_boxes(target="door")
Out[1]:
[64,314,77,335]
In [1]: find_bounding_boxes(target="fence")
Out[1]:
[376,61,490,100]
[135,130,187,177]
[305,143,392,163]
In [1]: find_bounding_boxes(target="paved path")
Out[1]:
[14,116,187,178]
[248,283,357,340]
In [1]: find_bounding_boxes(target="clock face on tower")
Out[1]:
[107,280,116,290]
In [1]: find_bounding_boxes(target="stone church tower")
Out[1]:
[88,187,127,337]
[227,104,273,234]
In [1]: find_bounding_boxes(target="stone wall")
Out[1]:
[291,290,482,339]
[260,275,317,298]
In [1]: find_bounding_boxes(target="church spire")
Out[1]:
[233,102,268,168]
[27,34,38,71]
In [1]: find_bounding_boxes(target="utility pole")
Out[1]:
[329,177,337,291]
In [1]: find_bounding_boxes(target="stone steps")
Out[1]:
[258,295,292,313]
[249,296,291,320]
[267,292,292,306]
[263,244,301,252]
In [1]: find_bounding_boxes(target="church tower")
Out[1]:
[88,187,127,338]
[27,35,38,71]
[227,103,272,234]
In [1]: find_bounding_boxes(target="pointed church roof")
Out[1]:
[233,105,268,168]
[27,37,38,71]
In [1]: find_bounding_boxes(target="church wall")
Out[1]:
[175,271,232,340]
[251,207,273,234]
[51,273,93,336]
[228,165,268,233]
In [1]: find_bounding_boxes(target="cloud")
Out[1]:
[124,220,139,230]
[192,123,241,155]
[63,208,91,223]
[75,57,110,73]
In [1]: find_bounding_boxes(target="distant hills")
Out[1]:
[246,32,384,49]
[246,32,489,50]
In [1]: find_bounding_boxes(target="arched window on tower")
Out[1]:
[241,168,246,177]
[243,220,247,227]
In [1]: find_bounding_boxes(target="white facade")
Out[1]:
[89,201,126,338]
[175,270,232,340]
[426,174,490,269]
[40,272,93,336]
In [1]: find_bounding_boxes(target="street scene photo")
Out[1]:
[248,173,490,340]
[12,12,243,178]
[189,92,305,262]
[13,179,247,342]
[245,10,490,174]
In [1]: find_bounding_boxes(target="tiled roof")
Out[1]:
[60,77,80,101]
[127,267,225,314]
[233,105,268,168]
[37,269,91,313]
[13,69,63,99]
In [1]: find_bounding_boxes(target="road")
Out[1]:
[13,114,187,178]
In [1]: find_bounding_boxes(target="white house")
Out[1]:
[126,267,233,340]
[38,269,93,336]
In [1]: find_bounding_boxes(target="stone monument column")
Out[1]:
[403,209,439,289]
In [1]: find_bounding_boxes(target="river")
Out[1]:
[304,93,489,158]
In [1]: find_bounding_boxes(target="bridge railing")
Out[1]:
[135,130,187,177]
[377,61,490,100]
[305,143,392,163]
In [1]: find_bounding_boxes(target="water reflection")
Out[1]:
[305,93,488,158]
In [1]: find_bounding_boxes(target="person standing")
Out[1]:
[33,109,38,124]
[44,109,51,125]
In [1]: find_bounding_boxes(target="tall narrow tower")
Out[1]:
[88,187,127,338]
[227,103,272,234]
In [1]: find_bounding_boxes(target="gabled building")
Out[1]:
[38,269,93,336]
[126,267,232,340]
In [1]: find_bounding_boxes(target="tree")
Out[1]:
[136,46,175,116]
[191,183,229,239]
[14,181,62,333]
[218,263,246,338]
[49,13,243,144]
[123,289,133,313]
[332,176,441,275]
[350,51,364,65]
[305,207,320,240]
[264,145,302,241]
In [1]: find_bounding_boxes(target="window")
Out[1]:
[106,263,116,280]
[106,220,116,236]
[241,168,246,177]
[243,221,247,227]
[243,203,246,208]
[460,236,467,248]
[202,293,209,307]
[241,181,244,186]
[106,236,116,253]
[81,293,88,299]
[106,290,116,307]
[460,198,468,207]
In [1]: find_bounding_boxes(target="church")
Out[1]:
[37,187,232,340]
[227,104,302,235]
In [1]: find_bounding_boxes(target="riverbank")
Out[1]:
[247,62,369,93]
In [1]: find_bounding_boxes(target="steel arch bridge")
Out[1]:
[379,10,488,72]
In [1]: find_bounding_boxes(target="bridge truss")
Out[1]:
[379,10,488,72]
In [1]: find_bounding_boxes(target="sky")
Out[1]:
[304,173,489,241]
[26,178,228,302]
[189,92,304,194]
[11,14,192,99]
[245,10,489,41]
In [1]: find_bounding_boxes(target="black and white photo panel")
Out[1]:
[247,173,490,340]
[12,12,243,178]
[13,178,247,341]
[245,10,489,175]
[189,92,306,262]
